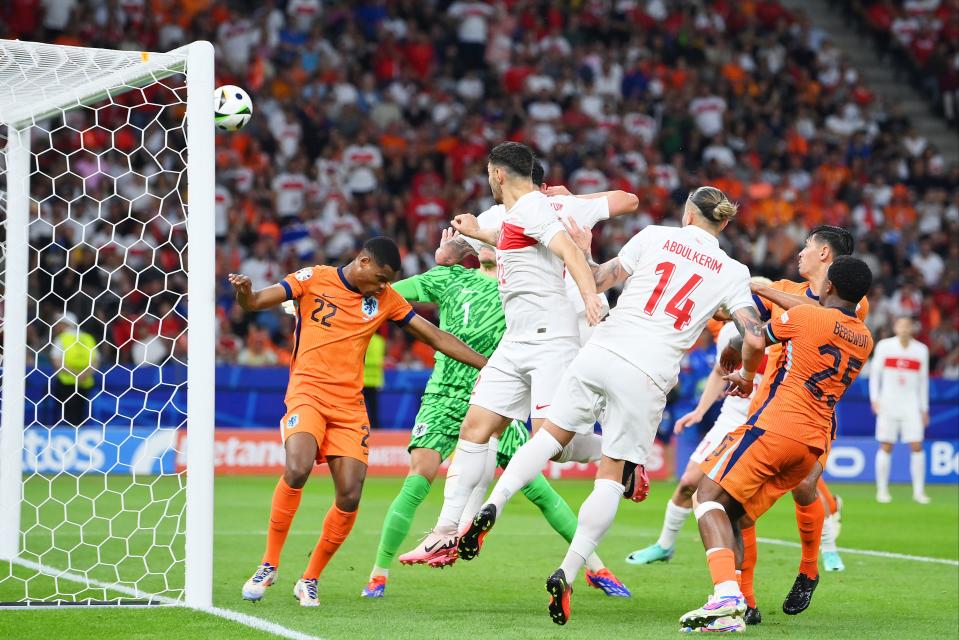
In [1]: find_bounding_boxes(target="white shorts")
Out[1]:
[876,412,924,444]
[689,410,746,465]
[577,315,594,347]
[470,336,580,421]
[547,343,666,466]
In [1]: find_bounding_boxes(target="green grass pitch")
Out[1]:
[3,476,957,639]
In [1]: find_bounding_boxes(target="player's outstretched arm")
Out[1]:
[451,213,499,247]
[544,186,638,217]
[229,274,288,311]
[403,314,488,370]
[435,227,476,266]
[674,365,726,434]
[724,306,771,397]
[751,282,812,311]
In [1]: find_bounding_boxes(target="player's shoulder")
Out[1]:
[772,278,808,295]
[780,301,819,323]
[290,264,328,283]
[424,264,464,277]
[477,204,506,224]
[633,223,670,243]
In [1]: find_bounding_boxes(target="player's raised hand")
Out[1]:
[722,370,754,398]
[718,344,742,373]
[228,273,252,296]
[440,227,461,245]
[584,294,603,327]
[561,217,593,254]
[673,410,703,435]
[544,185,572,196]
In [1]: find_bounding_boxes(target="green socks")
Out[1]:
[374,474,432,569]
[521,473,578,543]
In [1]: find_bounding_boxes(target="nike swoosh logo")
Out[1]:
[535,404,550,410]
[424,541,440,552]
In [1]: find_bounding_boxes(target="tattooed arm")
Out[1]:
[723,305,774,398]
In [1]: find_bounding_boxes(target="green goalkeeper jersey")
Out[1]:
[393,265,504,402]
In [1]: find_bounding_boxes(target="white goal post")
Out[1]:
[0,40,215,608]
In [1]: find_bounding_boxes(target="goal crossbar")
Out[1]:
[0,40,190,127]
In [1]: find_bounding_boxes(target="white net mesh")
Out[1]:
[1,41,193,604]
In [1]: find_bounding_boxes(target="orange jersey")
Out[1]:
[748,278,869,417]
[280,265,414,407]
[747,304,874,453]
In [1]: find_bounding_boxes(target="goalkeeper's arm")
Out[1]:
[228,273,288,311]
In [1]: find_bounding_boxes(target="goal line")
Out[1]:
[5,557,324,640]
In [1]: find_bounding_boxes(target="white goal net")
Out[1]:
[0,40,215,608]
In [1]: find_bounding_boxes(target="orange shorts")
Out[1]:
[699,425,820,521]
[280,400,371,465]
[816,438,832,471]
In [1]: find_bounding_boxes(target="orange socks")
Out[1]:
[817,477,838,515]
[740,525,757,608]
[302,505,359,580]
[262,477,303,568]
[706,547,738,591]
[795,499,824,578]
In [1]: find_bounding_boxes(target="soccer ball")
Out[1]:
[213,85,253,132]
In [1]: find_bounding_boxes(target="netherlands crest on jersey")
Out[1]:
[412,423,428,437]
[286,414,299,430]
[362,296,379,319]
[294,267,313,282]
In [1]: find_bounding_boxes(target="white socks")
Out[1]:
[655,499,693,550]
[820,512,838,552]
[554,432,603,463]
[559,478,624,582]
[875,448,891,497]
[437,439,490,534]
[487,429,563,513]
[584,553,605,573]
[911,450,926,498]
[458,437,499,531]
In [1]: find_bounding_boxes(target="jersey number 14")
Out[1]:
[643,261,703,330]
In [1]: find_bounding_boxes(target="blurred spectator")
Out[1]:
[363,330,387,429]
[5,0,955,377]
[238,327,279,367]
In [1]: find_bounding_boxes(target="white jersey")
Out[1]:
[459,196,610,316]
[590,224,753,391]
[869,337,929,416]
[494,191,609,342]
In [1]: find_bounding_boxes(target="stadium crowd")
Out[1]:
[2,0,957,378]
[846,0,959,127]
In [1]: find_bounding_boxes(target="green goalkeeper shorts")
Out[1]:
[408,394,467,460]
[496,420,530,469]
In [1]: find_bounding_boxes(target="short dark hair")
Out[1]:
[488,141,534,179]
[362,236,401,272]
[827,256,872,304]
[808,225,854,257]
[532,159,545,185]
